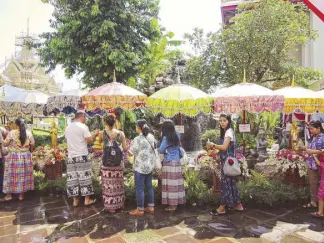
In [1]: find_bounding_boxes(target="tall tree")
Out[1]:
[39,0,161,88]
[184,0,323,90]
[136,32,182,86]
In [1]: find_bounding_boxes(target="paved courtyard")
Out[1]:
[0,194,324,243]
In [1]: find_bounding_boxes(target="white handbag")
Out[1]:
[179,147,189,165]
[145,137,162,170]
[223,130,241,177]
[153,149,162,170]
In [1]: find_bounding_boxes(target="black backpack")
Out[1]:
[102,131,123,167]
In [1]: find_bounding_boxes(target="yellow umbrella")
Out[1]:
[146,75,213,118]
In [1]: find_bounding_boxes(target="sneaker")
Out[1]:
[129,209,144,216]
[144,207,154,214]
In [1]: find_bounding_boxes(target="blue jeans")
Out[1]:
[135,171,154,210]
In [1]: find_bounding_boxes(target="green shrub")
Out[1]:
[183,168,219,205]
[32,129,65,147]
[201,129,220,147]
[238,171,309,206]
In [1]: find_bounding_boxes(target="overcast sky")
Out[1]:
[0,0,222,91]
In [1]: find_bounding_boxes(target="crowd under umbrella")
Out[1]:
[273,80,324,117]
[212,72,285,154]
[0,87,49,118]
[146,74,213,119]
[82,73,147,120]
[46,89,88,115]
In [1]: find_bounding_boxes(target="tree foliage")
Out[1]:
[136,32,183,86]
[39,0,161,88]
[184,0,323,91]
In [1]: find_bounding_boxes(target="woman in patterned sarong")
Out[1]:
[3,118,35,201]
[100,114,127,213]
[159,120,186,212]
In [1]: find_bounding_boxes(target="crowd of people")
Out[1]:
[0,111,324,218]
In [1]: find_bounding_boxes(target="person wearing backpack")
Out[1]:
[100,114,127,213]
[129,120,156,216]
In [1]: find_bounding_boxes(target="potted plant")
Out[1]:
[276,149,307,187]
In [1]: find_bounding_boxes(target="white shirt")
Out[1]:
[65,122,92,158]
[225,128,235,142]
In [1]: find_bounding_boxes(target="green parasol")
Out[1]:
[146,74,213,118]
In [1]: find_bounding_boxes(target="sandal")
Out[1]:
[165,206,177,212]
[85,199,96,207]
[73,197,80,207]
[3,197,12,202]
[311,212,324,218]
[210,209,226,216]
[303,202,317,209]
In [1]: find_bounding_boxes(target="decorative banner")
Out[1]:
[303,0,324,22]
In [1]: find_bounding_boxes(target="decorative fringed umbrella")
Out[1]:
[213,77,284,114]
[0,89,49,117]
[82,73,147,113]
[273,79,323,114]
[146,75,213,118]
[46,89,87,115]
[212,71,284,153]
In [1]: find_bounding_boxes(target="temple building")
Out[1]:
[0,24,61,95]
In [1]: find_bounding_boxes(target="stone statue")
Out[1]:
[51,121,58,148]
[279,130,290,150]
[256,128,268,163]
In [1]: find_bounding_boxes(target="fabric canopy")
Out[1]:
[212,82,284,114]
[0,88,49,116]
[46,89,87,114]
[147,83,213,118]
[82,82,147,111]
[273,86,323,114]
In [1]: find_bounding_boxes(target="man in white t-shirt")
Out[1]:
[65,110,99,207]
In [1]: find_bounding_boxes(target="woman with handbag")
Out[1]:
[159,120,186,212]
[99,114,127,213]
[209,113,243,215]
[2,118,35,201]
[129,120,156,216]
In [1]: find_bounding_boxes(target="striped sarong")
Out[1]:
[66,155,94,197]
[3,152,34,193]
[162,160,186,206]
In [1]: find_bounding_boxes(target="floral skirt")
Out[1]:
[101,166,125,210]
[318,165,324,199]
[161,160,186,206]
[3,152,34,193]
[220,159,241,207]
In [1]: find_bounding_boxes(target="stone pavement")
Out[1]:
[0,194,324,243]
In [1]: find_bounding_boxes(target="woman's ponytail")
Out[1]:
[137,119,150,137]
[15,118,27,145]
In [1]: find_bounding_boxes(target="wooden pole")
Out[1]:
[243,110,246,155]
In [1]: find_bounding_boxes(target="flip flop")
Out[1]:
[303,203,317,209]
[311,212,324,218]
[164,207,177,212]
[210,209,226,216]
[85,198,96,207]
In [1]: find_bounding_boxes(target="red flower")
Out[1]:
[228,158,234,165]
